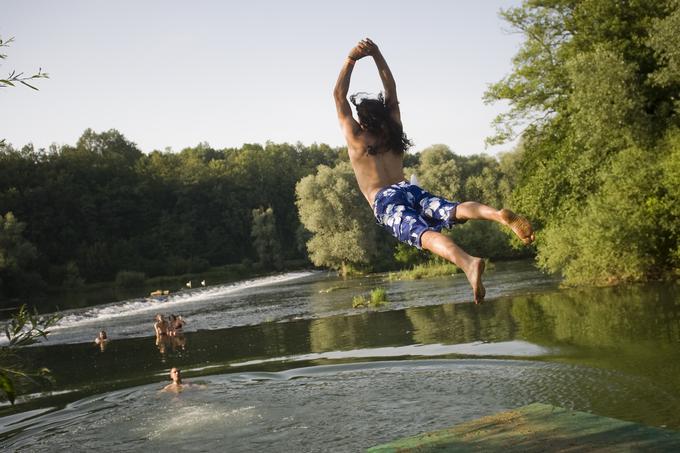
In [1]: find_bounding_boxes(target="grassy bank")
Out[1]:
[388,262,462,281]
[388,260,494,281]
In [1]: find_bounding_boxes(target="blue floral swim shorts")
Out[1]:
[373,181,465,249]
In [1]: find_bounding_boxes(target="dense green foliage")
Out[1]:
[486,0,680,284]
[0,130,341,306]
[114,270,147,289]
[297,146,527,274]
[295,162,386,274]
[251,206,283,270]
[0,213,45,298]
[1,125,519,306]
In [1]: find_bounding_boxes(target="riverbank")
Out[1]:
[387,260,497,281]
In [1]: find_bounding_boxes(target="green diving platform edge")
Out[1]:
[368,403,680,452]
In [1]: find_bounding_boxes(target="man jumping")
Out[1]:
[333,38,535,304]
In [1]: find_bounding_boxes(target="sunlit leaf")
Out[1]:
[0,373,16,405]
[19,80,38,90]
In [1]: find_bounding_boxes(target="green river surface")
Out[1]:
[1,260,679,451]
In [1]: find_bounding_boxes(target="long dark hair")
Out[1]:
[349,92,412,155]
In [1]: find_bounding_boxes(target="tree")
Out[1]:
[414,147,525,262]
[75,128,143,163]
[485,0,680,284]
[251,206,283,269]
[296,162,381,274]
[647,0,680,103]
[0,212,45,302]
[417,145,462,201]
[1,131,345,295]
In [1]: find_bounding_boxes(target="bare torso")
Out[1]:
[333,39,536,306]
[347,134,405,206]
[335,39,407,206]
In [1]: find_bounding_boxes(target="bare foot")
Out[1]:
[465,258,485,304]
[500,209,535,245]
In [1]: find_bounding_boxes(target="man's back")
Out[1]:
[346,134,406,206]
[334,39,409,205]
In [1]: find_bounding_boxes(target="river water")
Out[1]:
[1,261,679,451]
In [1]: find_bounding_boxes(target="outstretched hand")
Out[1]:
[348,38,379,60]
[362,38,379,56]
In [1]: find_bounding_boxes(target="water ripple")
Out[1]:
[2,359,676,452]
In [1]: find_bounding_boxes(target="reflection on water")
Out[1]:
[2,262,680,450]
[155,333,187,362]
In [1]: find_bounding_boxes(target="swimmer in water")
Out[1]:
[161,367,206,393]
[168,314,186,336]
[94,330,108,352]
[154,314,169,337]
[162,367,184,393]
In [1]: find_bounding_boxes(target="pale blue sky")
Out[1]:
[2,0,522,155]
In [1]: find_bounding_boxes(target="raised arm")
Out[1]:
[364,39,401,124]
[334,42,369,141]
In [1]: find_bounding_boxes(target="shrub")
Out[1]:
[114,270,147,288]
[62,261,85,290]
[352,287,389,308]
[388,261,461,281]
[370,287,388,306]
[538,145,663,285]
[352,295,368,308]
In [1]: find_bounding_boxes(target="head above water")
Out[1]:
[349,92,412,155]
[170,367,182,384]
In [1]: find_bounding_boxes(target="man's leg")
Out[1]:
[454,202,535,244]
[420,230,485,304]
